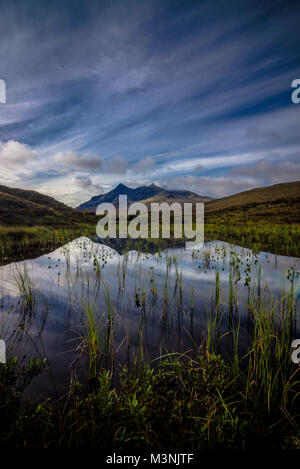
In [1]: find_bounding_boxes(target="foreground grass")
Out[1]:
[0,351,299,449]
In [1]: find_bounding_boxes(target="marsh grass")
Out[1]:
[14,265,36,315]
[205,223,300,257]
[0,225,95,266]
[71,244,300,449]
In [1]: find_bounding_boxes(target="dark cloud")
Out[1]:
[54,151,102,171]
[72,174,103,193]
[103,156,129,175]
[229,159,300,184]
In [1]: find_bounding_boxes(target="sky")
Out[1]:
[0,0,300,207]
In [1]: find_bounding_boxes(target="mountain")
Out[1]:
[76,180,300,224]
[0,184,95,226]
[205,181,300,224]
[76,183,213,211]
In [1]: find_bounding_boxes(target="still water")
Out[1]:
[0,237,299,397]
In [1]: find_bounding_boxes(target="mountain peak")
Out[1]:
[76,181,214,211]
[112,183,134,196]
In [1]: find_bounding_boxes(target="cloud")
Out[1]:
[194,164,204,173]
[132,155,156,172]
[0,1,300,205]
[159,175,258,198]
[0,140,37,166]
[161,159,300,199]
[37,173,103,207]
[72,174,103,193]
[103,156,128,174]
[0,139,38,184]
[229,159,300,184]
[112,66,154,94]
[245,127,283,145]
[54,151,102,171]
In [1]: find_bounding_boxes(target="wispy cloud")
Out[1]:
[0,0,299,203]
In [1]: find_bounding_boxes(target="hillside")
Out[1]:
[77,183,213,211]
[0,184,95,227]
[205,181,300,224]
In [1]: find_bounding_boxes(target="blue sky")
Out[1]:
[0,0,300,206]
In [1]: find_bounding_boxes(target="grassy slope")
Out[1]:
[141,193,212,205]
[203,181,300,256]
[138,181,300,255]
[0,184,96,227]
[205,181,300,224]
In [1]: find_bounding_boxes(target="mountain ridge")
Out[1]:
[76,183,213,211]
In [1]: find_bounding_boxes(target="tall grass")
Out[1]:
[205,274,299,418]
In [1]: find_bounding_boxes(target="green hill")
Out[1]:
[205,181,300,224]
[0,184,95,227]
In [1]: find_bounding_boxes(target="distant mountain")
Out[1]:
[77,180,300,224]
[76,183,213,211]
[205,181,300,224]
[0,184,95,226]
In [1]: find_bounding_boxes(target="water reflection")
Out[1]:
[0,236,299,397]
